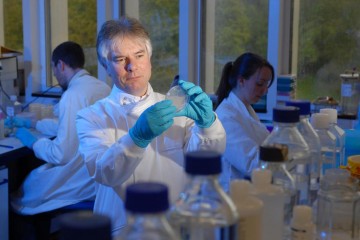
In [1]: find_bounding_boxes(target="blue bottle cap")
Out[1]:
[285,100,311,115]
[273,106,300,123]
[125,182,169,213]
[185,151,222,175]
[59,211,111,240]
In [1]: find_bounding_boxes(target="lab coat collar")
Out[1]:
[109,83,153,106]
[67,69,90,88]
[228,91,259,121]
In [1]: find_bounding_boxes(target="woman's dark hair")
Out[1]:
[52,41,85,69]
[215,52,275,108]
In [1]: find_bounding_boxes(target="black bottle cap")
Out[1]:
[125,182,169,213]
[59,211,111,240]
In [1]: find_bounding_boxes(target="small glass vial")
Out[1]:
[117,182,179,240]
[290,205,316,240]
[169,150,239,240]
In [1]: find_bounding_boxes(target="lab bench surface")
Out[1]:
[0,136,48,240]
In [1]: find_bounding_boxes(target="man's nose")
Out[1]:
[126,62,136,72]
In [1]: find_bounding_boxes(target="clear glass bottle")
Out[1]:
[310,113,336,176]
[250,169,285,240]
[262,106,311,205]
[230,179,263,240]
[319,108,345,167]
[316,168,360,240]
[169,150,239,240]
[286,100,322,205]
[259,144,296,227]
[117,182,179,240]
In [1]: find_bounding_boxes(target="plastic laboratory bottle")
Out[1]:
[117,182,179,240]
[310,113,336,176]
[259,144,296,228]
[290,205,316,240]
[319,108,345,167]
[5,95,22,136]
[262,106,311,205]
[230,179,263,240]
[286,100,322,205]
[250,169,285,240]
[316,168,360,240]
[59,211,112,240]
[169,150,239,240]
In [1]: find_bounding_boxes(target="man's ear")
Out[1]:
[57,60,66,71]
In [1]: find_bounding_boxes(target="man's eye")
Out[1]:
[136,54,144,59]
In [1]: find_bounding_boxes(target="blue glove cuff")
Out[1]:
[196,112,215,128]
[129,127,151,148]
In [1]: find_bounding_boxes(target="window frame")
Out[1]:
[19,0,295,121]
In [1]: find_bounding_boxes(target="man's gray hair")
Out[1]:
[96,17,152,68]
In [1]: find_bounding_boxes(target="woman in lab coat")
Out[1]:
[215,52,274,183]
[76,17,226,236]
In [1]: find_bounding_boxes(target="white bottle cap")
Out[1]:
[10,95,17,101]
[230,179,251,200]
[251,169,272,187]
[310,113,330,129]
[292,205,313,225]
[320,108,337,124]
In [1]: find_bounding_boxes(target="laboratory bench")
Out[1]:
[0,136,47,240]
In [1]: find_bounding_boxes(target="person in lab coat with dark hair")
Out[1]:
[215,52,274,186]
[76,17,226,236]
[10,41,111,239]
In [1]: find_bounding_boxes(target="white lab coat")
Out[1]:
[216,91,269,182]
[11,70,111,214]
[76,84,226,235]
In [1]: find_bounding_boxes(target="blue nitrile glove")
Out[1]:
[5,117,32,128]
[129,100,177,148]
[15,128,38,149]
[175,80,215,128]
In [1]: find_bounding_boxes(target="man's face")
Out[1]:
[105,36,152,96]
[51,60,68,91]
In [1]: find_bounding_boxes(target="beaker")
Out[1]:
[340,72,360,117]
[316,168,360,240]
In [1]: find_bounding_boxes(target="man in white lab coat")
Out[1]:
[11,41,111,238]
[76,17,226,236]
